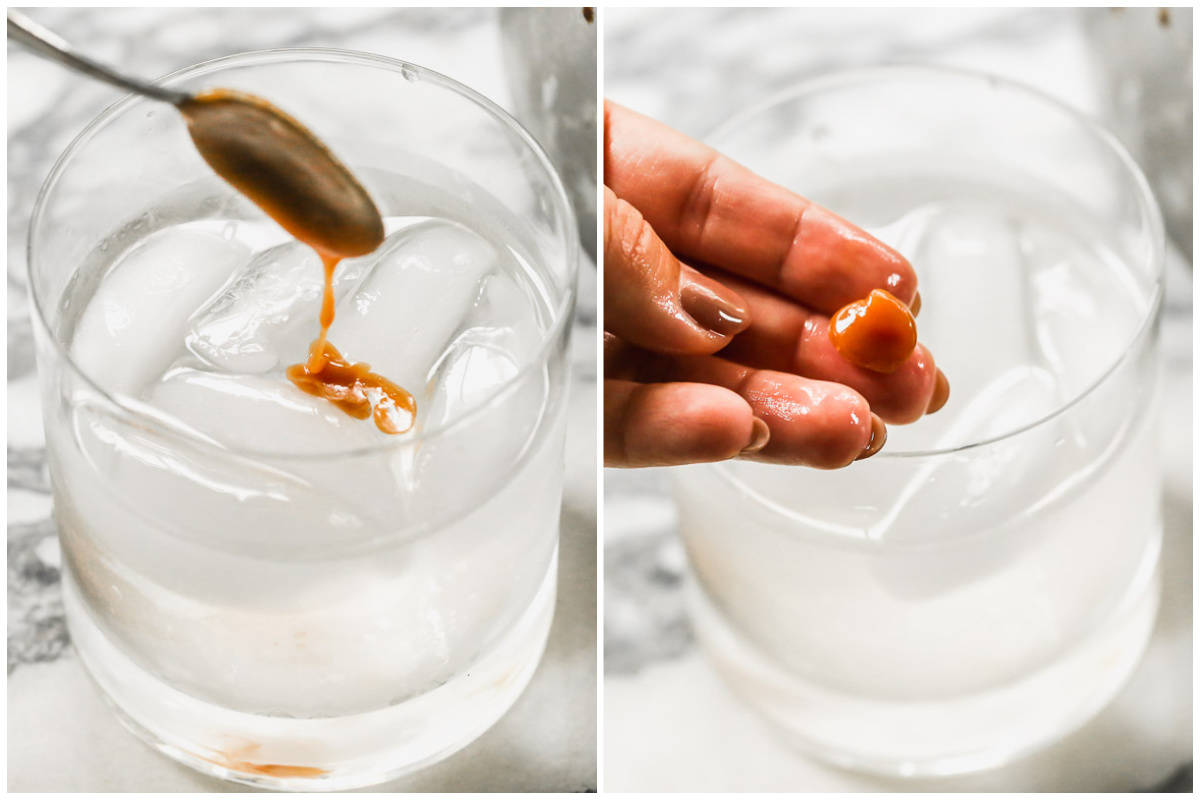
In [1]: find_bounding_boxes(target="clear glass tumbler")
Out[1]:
[672,67,1164,776]
[29,50,577,790]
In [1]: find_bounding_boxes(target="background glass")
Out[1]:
[672,67,1164,776]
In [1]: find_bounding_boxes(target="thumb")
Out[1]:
[604,186,749,355]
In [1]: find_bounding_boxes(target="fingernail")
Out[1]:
[927,369,950,414]
[910,291,922,317]
[739,417,770,456]
[680,277,748,337]
[855,413,887,461]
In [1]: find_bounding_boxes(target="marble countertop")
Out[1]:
[603,7,1192,793]
[7,7,596,792]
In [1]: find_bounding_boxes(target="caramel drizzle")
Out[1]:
[181,88,411,434]
[285,251,416,435]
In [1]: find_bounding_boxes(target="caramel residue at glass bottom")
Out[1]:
[200,745,328,779]
[287,340,416,436]
[233,762,329,779]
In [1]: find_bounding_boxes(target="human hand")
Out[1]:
[603,102,948,468]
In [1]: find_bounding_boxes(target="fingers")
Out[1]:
[667,356,880,468]
[605,101,916,314]
[711,271,942,423]
[604,186,750,355]
[609,341,880,469]
[603,101,943,466]
[795,330,939,425]
[604,379,768,467]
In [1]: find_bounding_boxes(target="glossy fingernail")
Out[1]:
[680,276,749,337]
[855,413,887,461]
[739,417,770,456]
[910,291,922,317]
[927,369,950,414]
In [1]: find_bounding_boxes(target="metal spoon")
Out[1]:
[7,10,189,105]
[8,10,384,257]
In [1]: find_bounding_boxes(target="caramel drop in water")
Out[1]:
[287,340,417,436]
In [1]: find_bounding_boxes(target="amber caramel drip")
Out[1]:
[828,288,918,374]
[285,251,416,435]
[305,252,340,372]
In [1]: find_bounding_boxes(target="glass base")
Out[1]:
[687,540,1160,778]
[63,553,557,791]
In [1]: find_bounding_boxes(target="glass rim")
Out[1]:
[705,64,1166,461]
[28,46,579,463]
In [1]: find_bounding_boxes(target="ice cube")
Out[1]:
[423,341,522,430]
[409,333,549,519]
[458,270,543,360]
[864,202,944,257]
[149,368,386,454]
[908,207,1040,414]
[185,241,370,374]
[1022,227,1144,398]
[872,364,1061,545]
[147,368,410,521]
[865,366,1067,599]
[71,226,250,395]
[328,219,499,392]
[66,391,374,555]
[421,269,542,421]
[374,267,545,518]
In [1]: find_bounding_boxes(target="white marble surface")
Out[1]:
[7,7,596,792]
[603,7,1192,793]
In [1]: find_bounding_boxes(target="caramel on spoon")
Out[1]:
[179,89,384,259]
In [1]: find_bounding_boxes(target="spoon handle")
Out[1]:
[7,10,191,106]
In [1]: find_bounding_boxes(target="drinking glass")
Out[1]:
[29,50,577,790]
[672,67,1164,777]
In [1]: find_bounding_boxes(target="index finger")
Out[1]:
[604,101,916,313]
